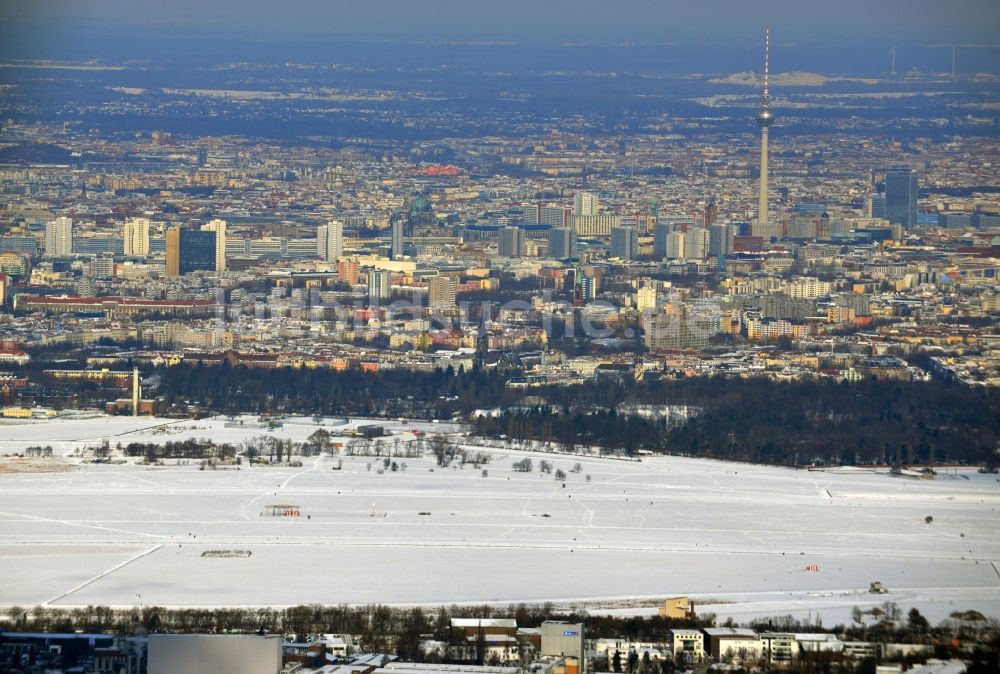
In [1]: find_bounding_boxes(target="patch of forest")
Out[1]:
[147,364,1000,468]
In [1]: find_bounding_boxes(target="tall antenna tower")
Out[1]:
[890,44,896,75]
[754,27,775,236]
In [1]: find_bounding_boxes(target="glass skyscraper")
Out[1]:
[884,167,918,229]
[166,227,217,277]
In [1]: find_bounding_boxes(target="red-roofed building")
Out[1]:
[0,342,29,365]
[13,295,217,318]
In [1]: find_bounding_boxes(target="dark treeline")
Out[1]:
[157,362,505,417]
[151,364,1000,467]
[475,377,1000,467]
[123,438,239,462]
[7,354,967,467]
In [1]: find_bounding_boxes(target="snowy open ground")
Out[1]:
[0,414,998,627]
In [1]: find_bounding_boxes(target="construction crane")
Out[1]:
[923,44,1000,77]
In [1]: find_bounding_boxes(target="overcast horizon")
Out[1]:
[3,0,1000,46]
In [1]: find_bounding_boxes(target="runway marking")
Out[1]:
[0,510,172,540]
[578,499,595,527]
[238,456,322,520]
[43,544,164,606]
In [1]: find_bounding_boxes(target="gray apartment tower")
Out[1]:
[391,218,404,259]
[499,226,522,257]
[610,226,638,261]
[548,227,577,259]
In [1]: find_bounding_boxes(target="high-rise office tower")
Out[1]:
[547,227,577,259]
[123,217,150,257]
[868,194,887,219]
[684,227,710,260]
[666,231,686,260]
[499,226,522,258]
[317,220,343,261]
[653,222,672,259]
[165,227,216,278]
[391,218,404,259]
[163,228,183,278]
[368,269,390,300]
[753,28,778,240]
[610,226,638,260]
[574,191,599,217]
[429,276,458,308]
[45,217,73,257]
[709,223,735,256]
[884,167,918,229]
[200,218,227,271]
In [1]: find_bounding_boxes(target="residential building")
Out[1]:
[574,214,619,237]
[574,191,599,217]
[123,217,151,257]
[536,205,571,228]
[45,216,72,257]
[338,259,360,285]
[429,276,457,308]
[636,286,657,313]
[317,220,344,262]
[368,269,391,300]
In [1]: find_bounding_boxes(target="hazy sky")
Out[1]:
[3,0,999,45]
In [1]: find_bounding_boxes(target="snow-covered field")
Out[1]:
[0,414,998,627]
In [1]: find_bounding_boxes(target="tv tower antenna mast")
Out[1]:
[755,27,775,236]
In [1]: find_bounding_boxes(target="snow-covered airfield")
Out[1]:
[1,414,998,626]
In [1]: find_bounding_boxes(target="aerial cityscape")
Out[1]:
[0,1,998,672]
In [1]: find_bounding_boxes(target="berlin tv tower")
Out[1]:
[755,28,775,236]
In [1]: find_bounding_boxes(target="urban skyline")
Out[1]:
[0,5,997,673]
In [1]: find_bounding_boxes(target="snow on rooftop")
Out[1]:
[451,618,518,628]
